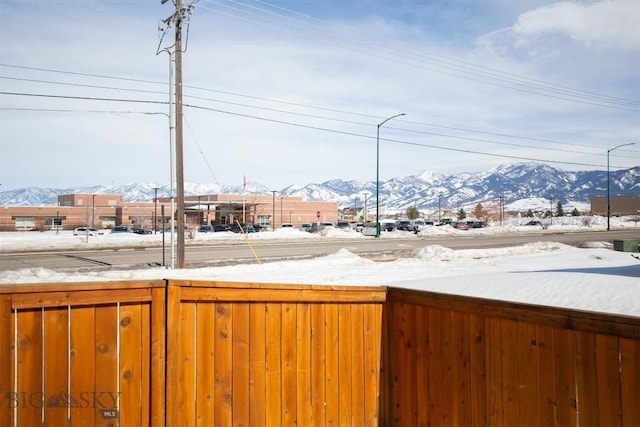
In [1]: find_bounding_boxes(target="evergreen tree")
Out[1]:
[526,209,534,218]
[571,208,580,217]
[556,201,564,217]
[457,208,466,220]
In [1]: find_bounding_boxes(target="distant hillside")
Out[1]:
[1,162,638,213]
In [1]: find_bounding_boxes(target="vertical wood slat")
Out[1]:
[150,286,166,427]
[338,303,352,426]
[0,295,14,426]
[500,318,520,425]
[324,303,339,426]
[535,325,558,426]
[296,303,312,426]
[249,303,266,426]
[214,302,233,426]
[119,303,143,426]
[43,307,68,426]
[232,302,250,427]
[281,302,297,426]
[516,322,538,426]
[310,303,326,426]
[70,306,96,427]
[469,314,487,426]
[555,328,577,427]
[620,337,640,427]
[196,302,215,426]
[350,304,365,427]
[265,303,282,426]
[595,334,623,426]
[575,332,598,425]
[94,305,118,427]
[17,309,43,425]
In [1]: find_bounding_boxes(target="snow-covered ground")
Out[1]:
[1,216,638,317]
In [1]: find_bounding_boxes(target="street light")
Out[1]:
[376,113,406,238]
[607,142,635,230]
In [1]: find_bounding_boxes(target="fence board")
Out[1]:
[310,303,326,426]
[150,286,166,427]
[500,318,520,425]
[43,307,68,426]
[94,304,118,427]
[350,303,365,427]
[620,337,640,427]
[338,303,353,426]
[70,306,96,426]
[16,309,42,425]
[414,304,429,426]
[0,296,12,425]
[282,302,297,426]
[451,310,471,427]
[516,322,538,425]
[427,307,443,426]
[595,334,623,426]
[214,302,233,426]
[119,303,144,426]
[195,302,215,426]
[469,314,487,426]
[364,303,382,427]
[249,303,266,426]
[324,303,339,426]
[232,302,250,427]
[296,303,312,426]
[575,332,598,425]
[265,302,282,426]
[555,328,577,427]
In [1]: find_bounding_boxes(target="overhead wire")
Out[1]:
[196,0,639,111]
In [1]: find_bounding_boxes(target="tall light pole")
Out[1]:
[376,113,406,238]
[607,142,635,230]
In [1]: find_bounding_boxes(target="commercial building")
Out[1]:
[589,196,640,216]
[0,193,338,232]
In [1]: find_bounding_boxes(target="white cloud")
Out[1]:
[513,0,640,51]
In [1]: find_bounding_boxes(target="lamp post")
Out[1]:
[376,113,406,237]
[438,193,442,224]
[607,142,635,230]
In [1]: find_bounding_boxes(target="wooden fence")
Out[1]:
[383,288,640,427]
[0,280,638,426]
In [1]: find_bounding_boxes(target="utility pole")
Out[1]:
[161,0,192,268]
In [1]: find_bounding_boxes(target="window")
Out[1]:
[15,217,35,230]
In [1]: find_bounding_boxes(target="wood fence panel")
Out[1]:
[94,305,119,427]
[451,310,471,427]
[119,303,144,426]
[150,286,166,427]
[575,332,598,425]
[620,337,640,427]
[500,318,520,425]
[350,303,365,427]
[486,317,503,427]
[595,334,623,426]
[281,302,297,426]
[324,303,339,426]
[516,322,538,426]
[414,304,429,427]
[17,309,43,425]
[440,310,454,426]
[265,302,282,426]
[249,303,266,426]
[177,300,197,427]
[0,296,12,426]
[469,313,487,426]
[555,328,577,427]
[70,306,96,426]
[195,302,215,426]
[296,302,312,426]
[310,303,326,426]
[364,303,382,427]
[43,307,68,426]
[535,325,558,426]
[232,302,250,427]
[427,307,443,426]
[214,302,233,426]
[338,303,353,426]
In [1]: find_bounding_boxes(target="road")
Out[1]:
[1,229,637,272]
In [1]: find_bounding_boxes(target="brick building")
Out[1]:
[0,193,338,232]
[589,195,640,216]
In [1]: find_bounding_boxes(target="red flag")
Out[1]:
[243,175,246,189]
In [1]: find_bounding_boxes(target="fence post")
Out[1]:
[0,295,12,425]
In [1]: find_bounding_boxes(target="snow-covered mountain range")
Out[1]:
[2,163,638,214]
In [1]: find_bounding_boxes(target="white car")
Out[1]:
[73,227,104,236]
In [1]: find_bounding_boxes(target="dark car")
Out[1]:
[395,220,413,231]
[451,221,469,230]
[213,224,232,232]
[525,220,542,226]
[336,220,351,230]
[132,227,152,234]
[466,221,485,229]
[111,225,133,233]
[231,223,255,233]
[381,222,395,232]
[198,225,214,232]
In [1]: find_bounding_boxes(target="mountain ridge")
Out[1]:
[2,162,638,213]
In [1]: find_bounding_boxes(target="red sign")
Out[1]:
[316,211,321,218]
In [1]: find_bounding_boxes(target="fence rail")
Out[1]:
[1,280,638,426]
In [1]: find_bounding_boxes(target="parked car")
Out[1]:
[395,220,413,231]
[73,227,103,236]
[409,219,427,232]
[310,222,334,233]
[132,227,152,235]
[198,225,214,233]
[111,225,133,233]
[466,220,485,229]
[380,221,395,232]
[300,223,312,232]
[525,220,542,226]
[231,223,255,233]
[213,224,232,232]
[451,221,469,230]
[281,223,294,228]
[336,220,351,230]
[354,222,364,232]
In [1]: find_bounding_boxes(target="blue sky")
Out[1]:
[1,0,638,192]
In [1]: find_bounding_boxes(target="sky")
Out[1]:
[1,0,639,192]
[1,216,639,317]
